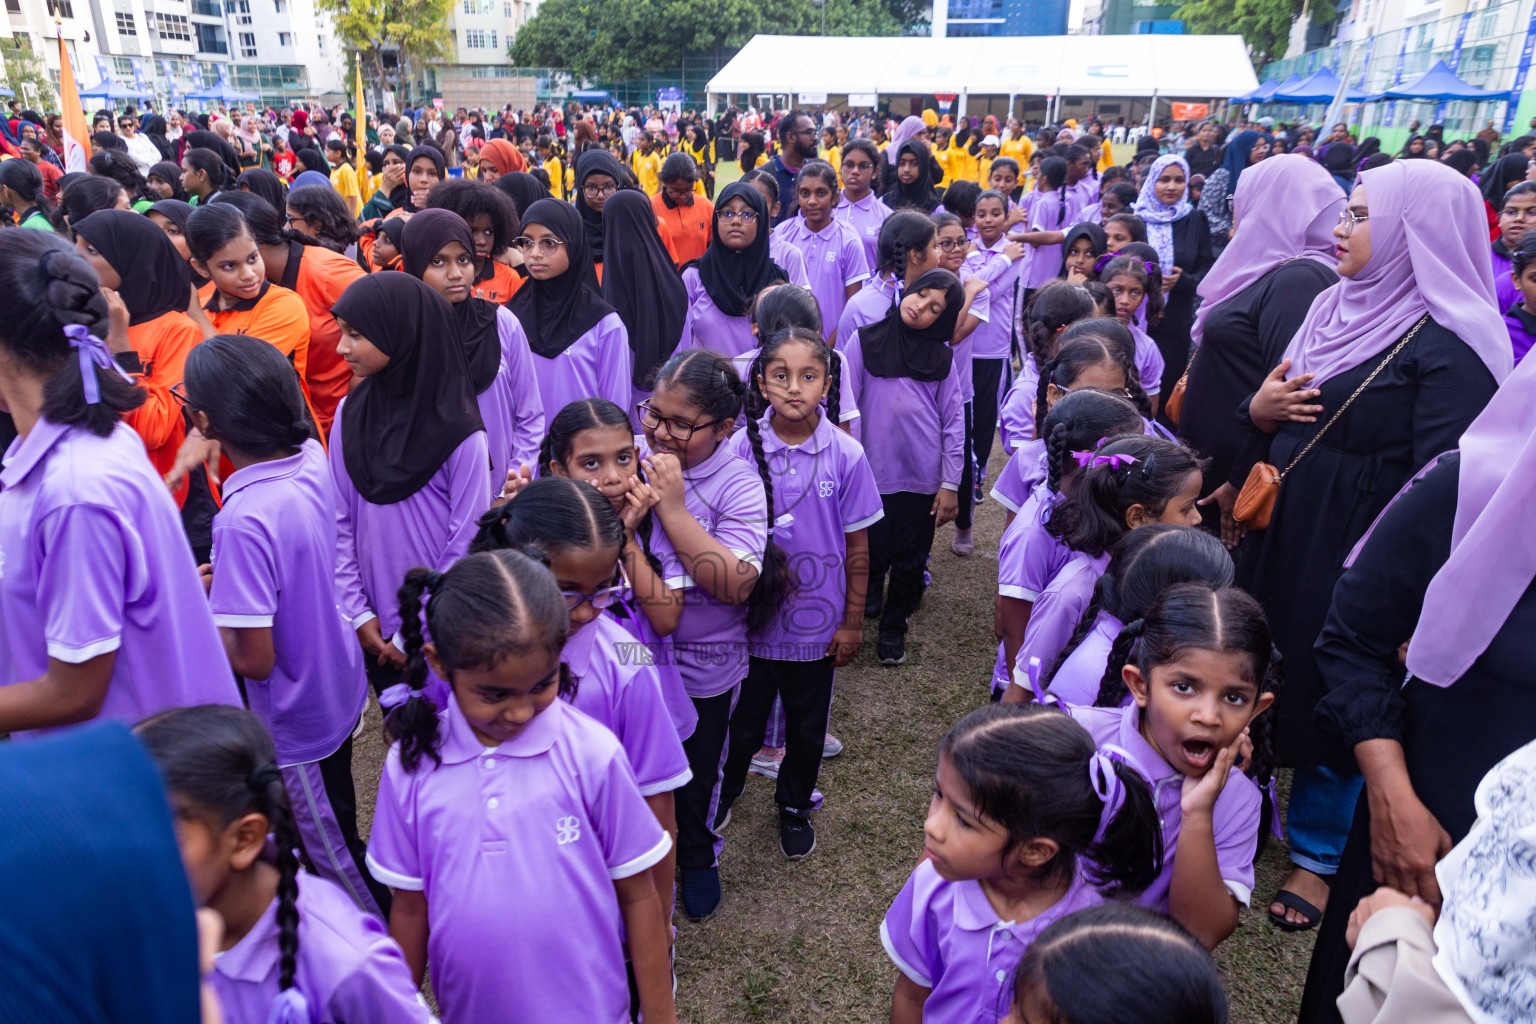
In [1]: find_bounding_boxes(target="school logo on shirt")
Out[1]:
[823,250,837,262]
[555,815,581,845]
[818,480,835,498]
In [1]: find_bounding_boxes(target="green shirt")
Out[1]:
[20,209,55,231]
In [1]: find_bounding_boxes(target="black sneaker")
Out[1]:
[679,866,721,921]
[878,632,906,666]
[864,587,884,620]
[779,811,816,860]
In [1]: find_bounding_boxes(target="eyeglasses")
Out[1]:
[511,236,567,254]
[638,401,721,441]
[169,381,195,409]
[285,214,311,229]
[717,209,758,223]
[1337,209,1369,236]
[936,239,968,252]
[581,182,618,199]
[664,184,696,199]
[561,584,624,612]
[843,161,874,172]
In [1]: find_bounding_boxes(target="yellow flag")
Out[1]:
[355,55,366,178]
[55,24,89,172]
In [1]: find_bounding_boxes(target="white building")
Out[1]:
[412,0,541,109]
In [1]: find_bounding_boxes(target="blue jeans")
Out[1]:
[1287,765,1364,876]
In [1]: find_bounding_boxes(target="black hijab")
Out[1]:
[74,209,191,326]
[139,114,173,160]
[148,160,187,201]
[601,190,687,389]
[883,138,941,214]
[400,209,501,395]
[573,149,627,262]
[147,197,193,231]
[183,129,240,179]
[493,171,553,217]
[1483,153,1532,205]
[236,168,287,215]
[1443,148,1478,178]
[1059,222,1107,276]
[296,147,327,174]
[403,145,445,212]
[333,272,484,504]
[506,198,616,359]
[697,181,787,317]
[857,268,964,382]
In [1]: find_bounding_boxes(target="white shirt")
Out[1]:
[123,132,162,177]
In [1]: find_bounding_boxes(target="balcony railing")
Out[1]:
[191,0,222,16]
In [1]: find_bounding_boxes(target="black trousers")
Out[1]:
[364,654,404,698]
[971,358,1008,492]
[956,401,976,531]
[868,491,938,638]
[720,656,836,816]
[675,686,738,870]
[316,736,393,917]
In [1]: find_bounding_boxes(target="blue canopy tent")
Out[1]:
[1273,68,1369,103]
[1231,80,1275,102]
[1254,74,1305,103]
[184,81,260,104]
[0,87,13,97]
[79,78,154,101]
[570,89,613,104]
[1363,60,1507,101]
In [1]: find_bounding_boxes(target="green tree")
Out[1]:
[509,0,903,81]
[1,40,58,111]
[1177,0,1334,70]
[318,0,453,102]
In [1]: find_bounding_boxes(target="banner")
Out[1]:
[1170,102,1209,120]
[1331,43,1342,73]
[129,57,148,94]
[1356,35,1375,89]
[56,36,88,171]
[160,58,182,105]
[1506,0,1536,132]
[1384,27,1411,128]
[216,63,231,88]
[93,54,112,86]
[189,62,206,93]
[354,55,367,179]
[1436,11,1475,122]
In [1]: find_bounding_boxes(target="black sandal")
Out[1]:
[1268,888,1323,931]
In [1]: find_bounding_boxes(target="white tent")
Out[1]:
[707,33,1257,102]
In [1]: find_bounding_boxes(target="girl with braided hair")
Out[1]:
[716,326,883,861]
[136,705,432,1024]
[637,348,786,921]
[369,549,678,1024]
[1068,582,1282,949]
[0,231,237,735]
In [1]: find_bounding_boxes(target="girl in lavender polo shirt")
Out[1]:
[1072,584,1280,949]
[770,160,871,344]
[679,182,796,360]
[882,703,1162,1024]
[470,478,692,915]
[717,327,883,860]
[0,233,237,735]
[369,550,676,1024]
[833,138,892,272]
[505,198,632,418]
[842,268,966,668]
[639,349,781,921]
[185,334,387,918]
[834,210,940,346]
[329,273,491,695]
[740,170,814,288]
[1044,524,1234,708]
[138,706,433,1024]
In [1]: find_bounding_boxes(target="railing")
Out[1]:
[191,0,222,16]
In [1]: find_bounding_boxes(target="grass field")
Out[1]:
[349,441,1317,1024]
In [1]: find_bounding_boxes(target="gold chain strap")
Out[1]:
[1279,315,1429,482]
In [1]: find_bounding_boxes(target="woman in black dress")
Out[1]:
[1297,348,1536,1021]
[1133,153,1215,403]
[1236,159,1510,932]
[1180,154,1346,544]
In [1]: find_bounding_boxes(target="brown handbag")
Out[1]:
[1164,348,1196,427]
[1233,315,1427,531]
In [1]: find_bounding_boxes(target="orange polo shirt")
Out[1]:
[472,259,526,304]
[651,191,713,266]
[277,241,364,434]
[200,279,322,431]
[124,310,202,506]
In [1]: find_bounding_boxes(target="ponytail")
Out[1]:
[388,567,445,772]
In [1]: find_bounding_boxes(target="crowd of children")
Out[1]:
[4,99,1535,1024]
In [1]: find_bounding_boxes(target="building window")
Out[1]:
[274,0,285,9]
[465,27,486,46]
[503,1,511,14]
[115,11,137,34]
[232,0,251,23]
[4,0,20,13]
[239,30,256,56]
[317,35,325,53]
[46,0,74,19]
[278,31,290,44]
[155,12,192,39]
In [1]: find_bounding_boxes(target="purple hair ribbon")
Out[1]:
[1024,656,1058,706]
[62,324,133,405]
[1072,451,1139,471]
[1088,745,1135,835]
[378,683,422,712]
[264,987,311,1024]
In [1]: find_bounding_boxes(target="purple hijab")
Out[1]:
[1282,159,1513,388]
[1191,155,1344,347]
[886,116,926,165]
[1408,345,1536,685]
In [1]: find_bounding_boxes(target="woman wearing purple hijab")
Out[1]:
[1179,154,1345,539]
[1298,339,1536,1022]
[1236,158,1509,936]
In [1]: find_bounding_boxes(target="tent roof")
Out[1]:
[1272,67,1368,103]
[1367,60,1507,101]
[184,82,261,103]
[707,33,1258,99]
[79,78,154,100]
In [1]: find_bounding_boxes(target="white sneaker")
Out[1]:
[822,734,844,758]
[750,746,784,780]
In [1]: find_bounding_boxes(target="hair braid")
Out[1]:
[824,346,843,426]
[537,430,557,475]
[1045,421,1069,494]
[1046,576,1108,687]
[1094,617,1145,707]
[387,568,443,771]
[262,772,303,991]
[739,391,793,633]
[1034,355,1061,438]
[1246,646,1284,789]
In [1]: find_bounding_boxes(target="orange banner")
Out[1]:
[55,24,89,171]
[1170,102,1210,121]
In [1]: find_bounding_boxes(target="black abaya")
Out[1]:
[1148,210,1215,403]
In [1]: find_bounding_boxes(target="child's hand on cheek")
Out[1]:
[620,475,660,539]
[1180,737,1238,820]
[642,454,685,513]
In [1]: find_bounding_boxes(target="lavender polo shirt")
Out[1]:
[0,419,237,729]
[998,362,1039,451]
[529,311,631,429]
[833,190,892,272]
[842,328,966,495]
[1068,703,1262,909]
[330,400,492,639]
[729,346,860,427]
[771,216,871,342]
[646,438,769,697]
[1128,320,1166,397]
[563,612,692,796]
[992,484,1072,692]
[1047,610,1125,708]
[989,440,1047,513]
[605,601,697,741]
[210,873,433,1024]
[1013,551,1109,693]
[1023,192,1072,290]
[680,266,804,361]
[1493,246,1519,314]
[478,306,546,486]
[211,440,366,765]
[769,236,813,290]
[961,239,1023,362]
[728,413,883,660]
[367,696,671,1024]
[881,860,1102,1024]
[836,274,896,345]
